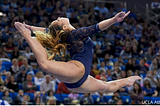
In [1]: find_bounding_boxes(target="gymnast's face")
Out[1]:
[51,17,70,28]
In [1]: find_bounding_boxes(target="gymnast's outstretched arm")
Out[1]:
[70,11,130,40]
[98,11,130,31]
[23,23,46,32]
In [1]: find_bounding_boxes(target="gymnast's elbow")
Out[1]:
[38,61,48,70]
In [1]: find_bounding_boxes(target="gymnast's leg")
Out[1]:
[69,75,142,93]
[14,22,84,83]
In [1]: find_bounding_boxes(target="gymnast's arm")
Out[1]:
[74,11,130,39]
[98,11,130,31]
[23,23,46,32]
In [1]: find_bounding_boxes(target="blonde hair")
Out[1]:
[35,71,43,78]
[0,76,4,85]
[34,30,68,60]
[47,97,56,105]
[18,56,24,62]
[12,58,18,63]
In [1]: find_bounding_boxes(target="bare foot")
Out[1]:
[126,76,142,87]
[14,22,31,39]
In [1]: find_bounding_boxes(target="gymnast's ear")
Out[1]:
[62,25,68,31]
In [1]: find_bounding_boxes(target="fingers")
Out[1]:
[118,11,125,17]
[124,11,130,17]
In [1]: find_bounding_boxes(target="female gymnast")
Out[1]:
[14,11,142,93]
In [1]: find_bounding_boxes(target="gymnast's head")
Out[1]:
[34,17,71,60]
[50,17,72,32]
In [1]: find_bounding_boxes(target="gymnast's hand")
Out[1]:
[23,22,32,30]
[113,11,130,23]
[126,76,142,87]
[14,22,31,39]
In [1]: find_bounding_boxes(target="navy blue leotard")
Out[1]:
[64,24,101,88]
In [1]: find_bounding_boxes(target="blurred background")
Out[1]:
[0,0,160,105]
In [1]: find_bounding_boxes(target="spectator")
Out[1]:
[112,67,121,80]
[91,64,99,77]
[2,90,13,104]
[28,54,38,69]
[68,92,79,100]
[121,71,127,78]
[127,70,133,77]
[6,37,14,53]
[90,67,96,77]
[103,45,115,57]
[151,0,160,13]
[94,44,103,58]
[34,71,45,86]
[0,99,10,105]
[20,58,34,76]
[4,72,11,85]
[95,70,107,81]
[95,92,107,104]
[129,83,144,104]
[7,76,19,92]
[109,91,121,104]
[144,47,156,61]
[16,67,27,84]
[57,82,71,94]
[11,46,20,60]
[120,46,132,59]
[134,70,140,76]
[92,53,100,65]
[0,59,6,75]
[117,57,125,66]
[106,69,112,81]
[51,76,60,86]
[23,47,32,60]
[156,78,160,96]
[134,24,143,38]
[47,90,57,101]
[149,58,159,72]
[0,46,10,59]
[0,75,5,92]
[18,56,24,67]
[80,93,93,105]
[47,98,56,105]
[101,37,112,51]
[143,79,158,97]
[116,99,123,105]
[115,28,125,40]
[34,91,46,104]
[99,61,108,72]
[113,61,121,70]
[14,90,24,104]
[105,29,115,41]
[40,75,55,93]
[23,74,37,93]
[0,0,10,14]
[34,96,41,105]
[144,71,158,88]
[135,58,148,73]
[132,46,141,59]
[22,95,32,105]
[9,59,19,76]
[104,54,113,66]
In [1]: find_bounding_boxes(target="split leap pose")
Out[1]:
[14,11,142,93]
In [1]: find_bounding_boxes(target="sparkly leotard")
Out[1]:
[64,24,101,88]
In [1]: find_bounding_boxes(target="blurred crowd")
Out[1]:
[0,0,160,105]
